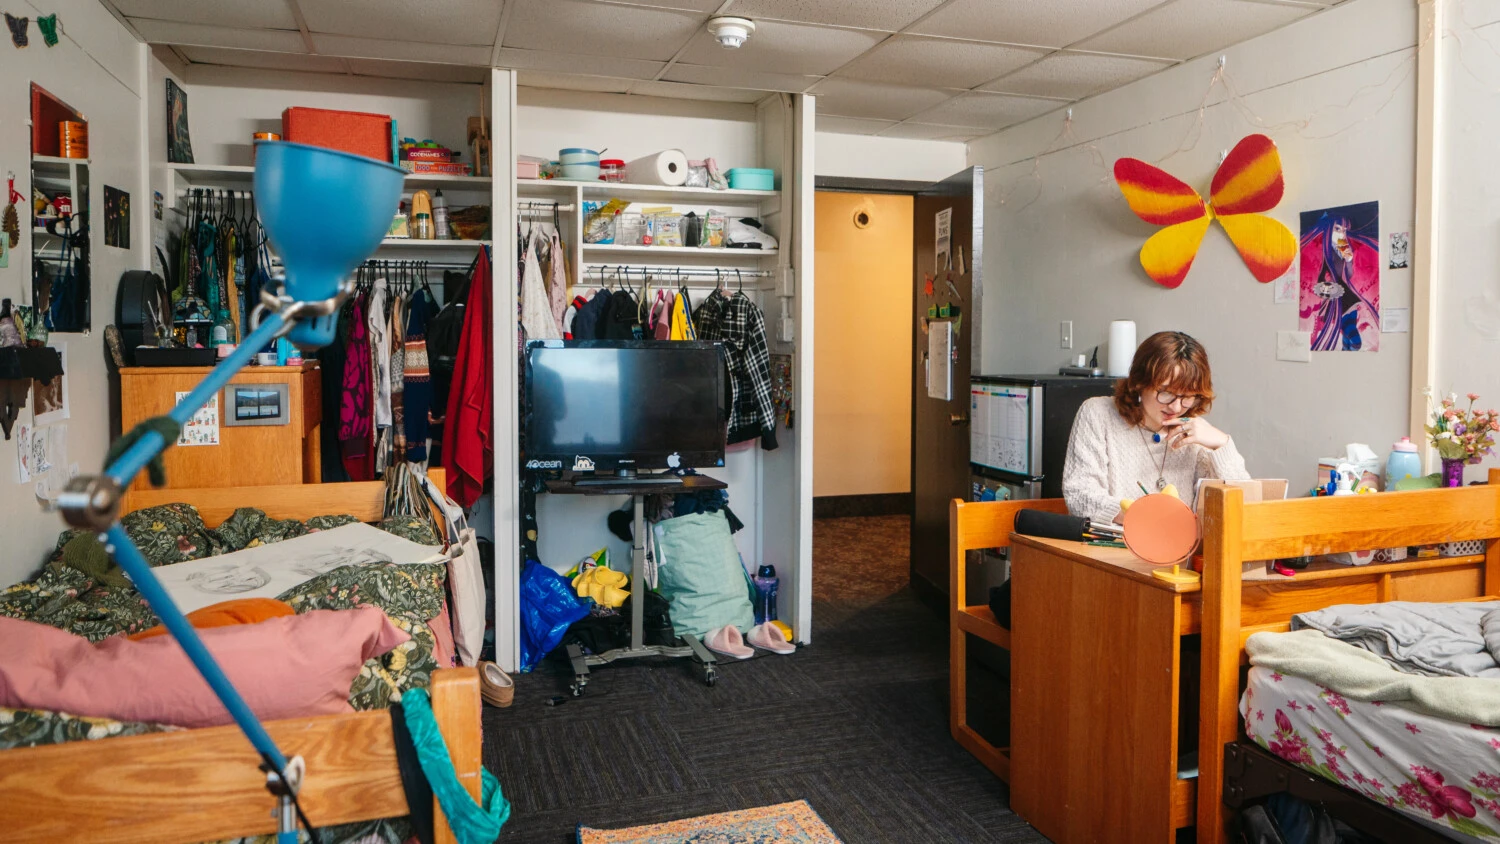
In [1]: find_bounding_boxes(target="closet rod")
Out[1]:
[581,264,773,279]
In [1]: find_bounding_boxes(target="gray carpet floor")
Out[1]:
[482,517,1046,843]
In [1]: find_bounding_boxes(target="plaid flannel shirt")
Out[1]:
[694,290,777,448]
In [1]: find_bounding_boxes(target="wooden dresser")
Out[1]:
[119,363,321,489]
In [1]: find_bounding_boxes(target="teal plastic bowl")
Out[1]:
[726,168,774,191]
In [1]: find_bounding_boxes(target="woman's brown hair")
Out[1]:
[1112,331,1215,426]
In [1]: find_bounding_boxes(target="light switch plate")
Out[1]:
[1060,320,1073,349]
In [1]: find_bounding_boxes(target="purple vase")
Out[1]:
[1442,457,1467,488]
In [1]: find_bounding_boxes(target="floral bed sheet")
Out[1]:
[1242,666,1500,842]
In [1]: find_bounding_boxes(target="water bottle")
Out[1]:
[1387,436,1422,489]
[752,564,778,625]
[433,189,450,240]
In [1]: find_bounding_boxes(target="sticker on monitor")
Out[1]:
[572,456,595,472]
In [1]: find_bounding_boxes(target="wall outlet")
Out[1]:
[1060,320,1073,350]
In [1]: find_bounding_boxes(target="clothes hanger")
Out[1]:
[736,269,744,295]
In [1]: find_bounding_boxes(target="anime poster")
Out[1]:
[1299,201,1380,352]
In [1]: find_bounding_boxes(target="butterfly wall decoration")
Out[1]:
[1113,133,1296,289]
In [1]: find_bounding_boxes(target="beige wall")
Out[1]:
[813,192,913,497]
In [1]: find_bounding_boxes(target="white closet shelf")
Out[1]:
[582,245,776,258]
[32,155,89,168]
[516,178,776,206]
[169,163,491,192]
[380,238,490,248]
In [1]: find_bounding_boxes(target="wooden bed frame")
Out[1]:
[949,472,1500,842]
[0,473,483,844]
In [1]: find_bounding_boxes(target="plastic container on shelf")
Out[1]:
[560,163,601,180]
[653,213,683,247]
[615,212,645,246]
[559,147,600,166]
[726,168,774,190]
[1386,437,1423,488]
[684,160,710,188]
[600,159,626,182]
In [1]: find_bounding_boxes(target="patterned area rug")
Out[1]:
[576,800,842,843]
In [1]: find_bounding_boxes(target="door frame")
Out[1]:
[813,172,985,613]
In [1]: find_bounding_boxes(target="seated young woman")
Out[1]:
[1062,330,1251,522]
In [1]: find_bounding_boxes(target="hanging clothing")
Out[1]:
[650,290,671,340]
[520,232,559,342]
[601,286,641,340]
[572,289,610,340]
[368,279,392,429]
[404,287,439,463]
[443,249,493,508]
[339,293,374,480]
[546,228,569,336]
[695,290,777,449]
[562,294,587,340]
[669,291,696,341]
[390,292,407,460]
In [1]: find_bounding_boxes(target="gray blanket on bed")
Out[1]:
[1291,600,1500,679]
[1246,629,1500,726]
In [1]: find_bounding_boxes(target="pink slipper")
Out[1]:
[704,625,753,660]
[748,622,795,655]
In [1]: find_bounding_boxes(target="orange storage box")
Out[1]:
[280,107,394,163]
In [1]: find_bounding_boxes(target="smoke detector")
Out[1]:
[707,16,755,49]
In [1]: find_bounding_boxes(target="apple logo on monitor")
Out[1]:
[667,452,681,469]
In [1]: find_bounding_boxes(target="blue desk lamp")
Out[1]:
[58,141,404,843]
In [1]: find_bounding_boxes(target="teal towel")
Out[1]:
[401,687,512,843]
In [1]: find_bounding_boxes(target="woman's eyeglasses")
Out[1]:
[1155,390,1200,409]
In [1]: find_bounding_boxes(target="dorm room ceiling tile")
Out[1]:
[516,71,637,94]
[598,0,725,11]
[496,48,667,80]
[814,115,898,135]
[718,0,949,31]
[909,0,1168,49]
[664,63,822,93]
[110,0,298,30]
[833,35,1047,90]
[675,19,884,76]
[1075,0,1313,60]
[909,91,1061,128]
[178,46,347,74]
[807,77,958,121]
[128,19,309,52]
[299,0,502,46]
[878,122,992,142]
[310,34,492,64]
[505,0,704,62]
[980,51,1173,99]
[345,58,492,84]
[628,80,770,103]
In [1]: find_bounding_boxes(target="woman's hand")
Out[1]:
[1161,415,1229,451]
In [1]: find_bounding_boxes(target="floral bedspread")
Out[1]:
[1242,666,1500,841]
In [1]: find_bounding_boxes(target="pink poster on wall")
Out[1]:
[1298,201,1380,351]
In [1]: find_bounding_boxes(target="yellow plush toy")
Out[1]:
[572,564,630,608]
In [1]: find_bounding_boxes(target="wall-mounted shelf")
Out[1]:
[33,154,90,168]
[582,244,777,259]
[517,178,776,206]
[169,162,491,193]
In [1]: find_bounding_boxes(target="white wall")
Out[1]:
[1435,0,1500,485]
[0,0,146,587]
[969,0,1418,489]
[815,132,967,183]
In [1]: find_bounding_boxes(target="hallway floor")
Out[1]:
[483,515,1044,843]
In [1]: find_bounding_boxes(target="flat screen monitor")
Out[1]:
[524,340,728,475]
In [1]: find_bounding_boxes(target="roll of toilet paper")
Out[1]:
[625,150,689,186]
[1107,320,1137,377]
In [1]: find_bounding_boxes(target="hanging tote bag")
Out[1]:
[651,289,672,340]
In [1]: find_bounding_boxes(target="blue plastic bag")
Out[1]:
[518,559,589,672]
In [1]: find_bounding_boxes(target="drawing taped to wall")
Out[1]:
[1299,201,1380,352]
[1389,231,1409,269]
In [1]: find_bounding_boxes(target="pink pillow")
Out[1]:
[0,607,408,728]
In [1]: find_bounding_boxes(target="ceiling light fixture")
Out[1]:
[707,16,755,49]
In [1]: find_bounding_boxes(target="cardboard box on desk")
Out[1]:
[1194,478,1289,518]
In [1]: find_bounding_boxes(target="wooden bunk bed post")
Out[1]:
[948,497,1069,782]
[1198,483,1244,844]
[430,666,483,844]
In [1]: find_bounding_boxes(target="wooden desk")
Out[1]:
[1007,534,1489,844]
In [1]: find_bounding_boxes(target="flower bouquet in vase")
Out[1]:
[1424,388,1499,488]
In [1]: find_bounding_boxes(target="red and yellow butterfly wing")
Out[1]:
[1139,216,1211,289]
[1114,158,1207,226]
[1216,213,1296,283]
[1209,134,1284,216]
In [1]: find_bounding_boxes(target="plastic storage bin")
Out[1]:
[726,168,774,190]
